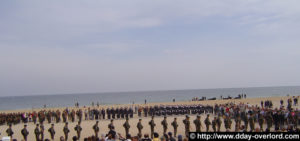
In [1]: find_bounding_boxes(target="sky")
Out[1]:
[0,0,300,96]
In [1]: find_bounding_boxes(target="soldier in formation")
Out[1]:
[148,116,156,138]
[21,124,29,141]
[123,117,131,137]
[63,122,70,141]
[74,121,82,139]
[204,114,211,132]
[161,116,168,134]
[194,115,202,132]
[137,119,143,138]
[48,123,55,140]
[183,115,190,137]
[93,121,100,138]
[171,117,178,137]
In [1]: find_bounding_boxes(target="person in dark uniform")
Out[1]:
[108,119,114,131]
[137,119,143,138]
[183,115,190,137]
[48,123,55,140]
[63,122,70,141]
[148,116,156,138]
[123,117,131,137]
[266,112,273,131]
[40,122,45,141]
[161,116,168,134]
[101,108,106,119]
[212,117,217,132]
[21,124,29,141]
[6,124,14,138]
[171,117,178,137]
[74,121,82,139]
[93,121,100,138]
[249,113,255,132]
[258,112,264,132]
[216,115,222,132]
[204,114,211,132]
[34,124,41,141]
[194,115,202,132]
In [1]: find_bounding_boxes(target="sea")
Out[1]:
[0,86,300,111]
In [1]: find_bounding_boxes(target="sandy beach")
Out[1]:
[0,95,299,140]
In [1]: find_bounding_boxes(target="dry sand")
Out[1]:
[0,96,299,141]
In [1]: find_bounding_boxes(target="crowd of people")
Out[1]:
[0,97,299,141]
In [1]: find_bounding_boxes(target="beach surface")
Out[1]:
[0,95,299,140]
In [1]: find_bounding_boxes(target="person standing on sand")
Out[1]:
[21,124,29,141]
[93,121,100,138]
[48,123,55,140]
[74,121,82,139]
[108,119,115,131]
[194,115,202,132]
[40,122,45,140]
[171,117,178,137]
[161,116,168,134]
[137,119,143,138]
[123,117,131,137]
[205,114,211,132]
[6,124,14,138]
[183,115,190,137]
[149,116,156,138]
[63,122,70,141]
[34,124,41,141]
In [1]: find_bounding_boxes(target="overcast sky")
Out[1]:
[0,0,300,96]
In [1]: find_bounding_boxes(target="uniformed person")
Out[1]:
[212,117,217,132]
[48,124,55,140]
[148,116,156,138]
[63,122,70,141]
[161,116,168,134]
[243,113,249,131]
[249,113,255,132]
[194,115,202,132]
[137,119,143,138]
[183,115,190,137]
[266,112,273,131]
[224,116,231,131]
[216,115,222,132]
[171,117,178,137]
[6,124,14,138]
[74,121,82,139]
[40,123,45,141]
[93,121,100,138]
[34,124,41,141]
[21,124,29,141]
[204,114,211,132]
[123,117,131,137]
[108,119,114,131]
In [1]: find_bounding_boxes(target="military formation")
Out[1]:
[0,97,299,140]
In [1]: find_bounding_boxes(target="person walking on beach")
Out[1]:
[137,119,143,138]
[6,124,14,138]
[21,125,29,141]
[171,117,178,137]
[161,116,168,134]
[48,123,55,140]
[93,121,100,138]
[123,117,131,137]
[34,124,41,141]
[194,115,202,132]
[204,114,211,132]
[63,122,70,141]
[148,116,156,138]
[74,121,82,139]
[183,115,190,137]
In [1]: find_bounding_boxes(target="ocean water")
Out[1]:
[0,86,300,111]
